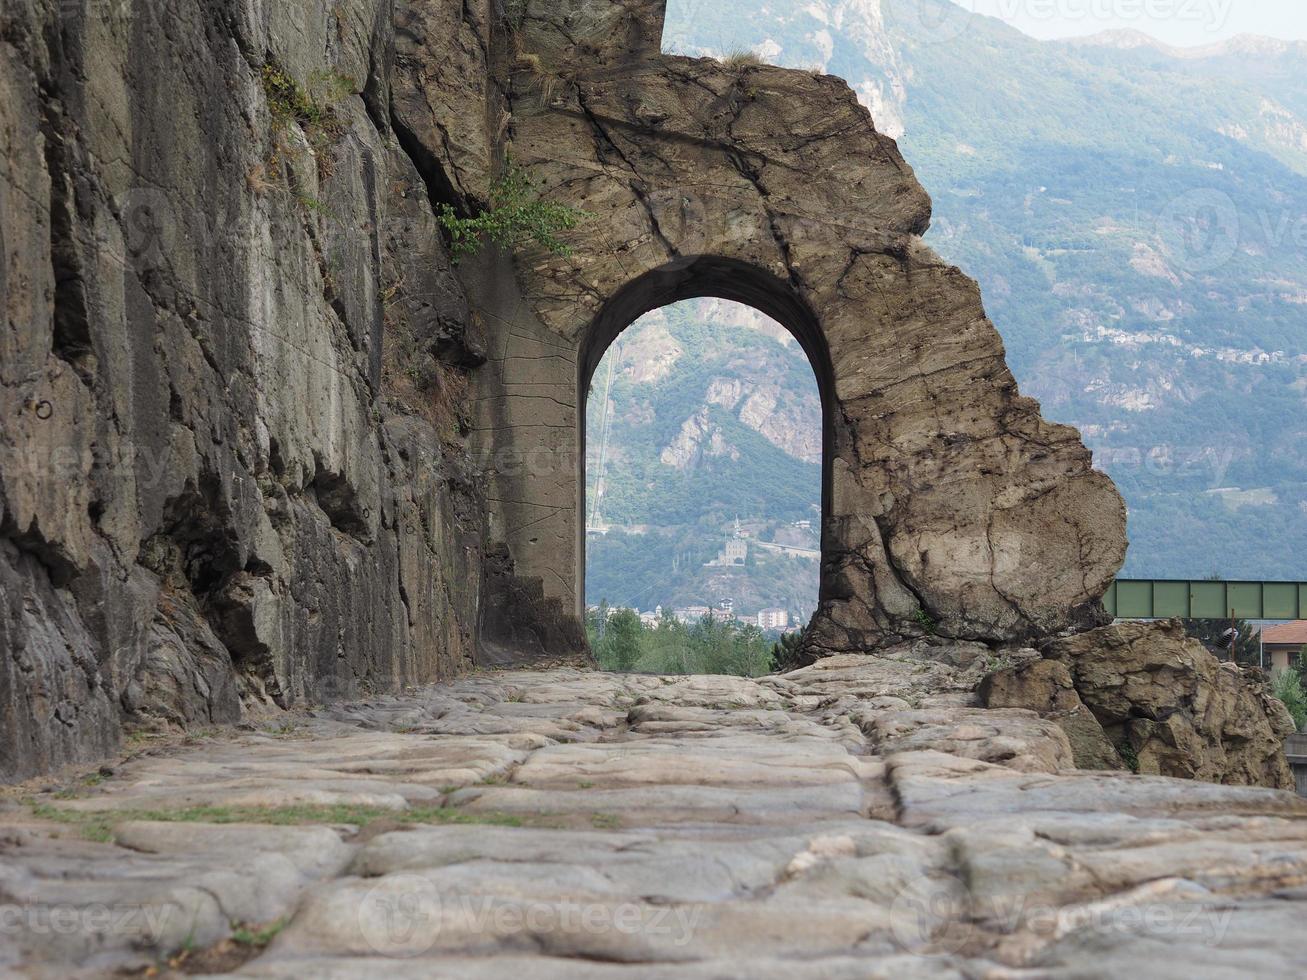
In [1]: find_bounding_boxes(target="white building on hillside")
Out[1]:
[757,608,789,630]
[706,536,748,566]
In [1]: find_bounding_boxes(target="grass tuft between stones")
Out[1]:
[26,802,524,842]
[230,917,290,948]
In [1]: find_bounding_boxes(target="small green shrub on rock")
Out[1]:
[771,627,807,672]
[721,48,764,69]
[437,162,591,262]
[1117,739,1141,774]
[1273,669,1307,733]
[914,607,938,635]
[258,62,353,205]
[261,64,353,144]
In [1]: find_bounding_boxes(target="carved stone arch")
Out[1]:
[468,0,1127,663]
[578,256,842,625]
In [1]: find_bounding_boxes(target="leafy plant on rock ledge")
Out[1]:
[914,606,938,636]
[437,161,592,263]
[1116,738,1141,775]
[983,652,1015,675]
[261,63,353,152]
[258,61,353,207]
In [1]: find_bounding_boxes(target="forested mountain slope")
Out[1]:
[584,301,821,616]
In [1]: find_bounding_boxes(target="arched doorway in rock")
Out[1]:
[470,0,1125,670]
[577,259,837,673]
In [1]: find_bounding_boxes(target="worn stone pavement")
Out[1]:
[6,645,1307,978]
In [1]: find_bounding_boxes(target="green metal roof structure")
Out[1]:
[1104,580,1307,621]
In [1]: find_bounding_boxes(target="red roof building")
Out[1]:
[1264,621,1307,674]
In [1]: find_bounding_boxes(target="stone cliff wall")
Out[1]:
[0,0,488,781]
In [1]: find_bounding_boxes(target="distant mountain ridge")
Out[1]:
[1067,30,1307,60]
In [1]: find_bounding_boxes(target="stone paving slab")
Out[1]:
[5,650,1307,977]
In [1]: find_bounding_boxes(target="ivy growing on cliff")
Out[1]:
[437,162,592,263]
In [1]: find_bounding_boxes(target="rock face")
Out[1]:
[981,659,1127,772]
[983,620,1296,788]
[6,657,1307,977]
[0,0,485,780]
[471,0,1128,660]
[2,0,1128,778]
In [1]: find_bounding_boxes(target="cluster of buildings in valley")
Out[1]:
[588,519,817,635]
[660,604,795,631]
[589,601,800,633]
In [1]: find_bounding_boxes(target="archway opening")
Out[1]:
[581,292,829,676]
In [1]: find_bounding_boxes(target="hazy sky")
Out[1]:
[963,0,1307,46]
